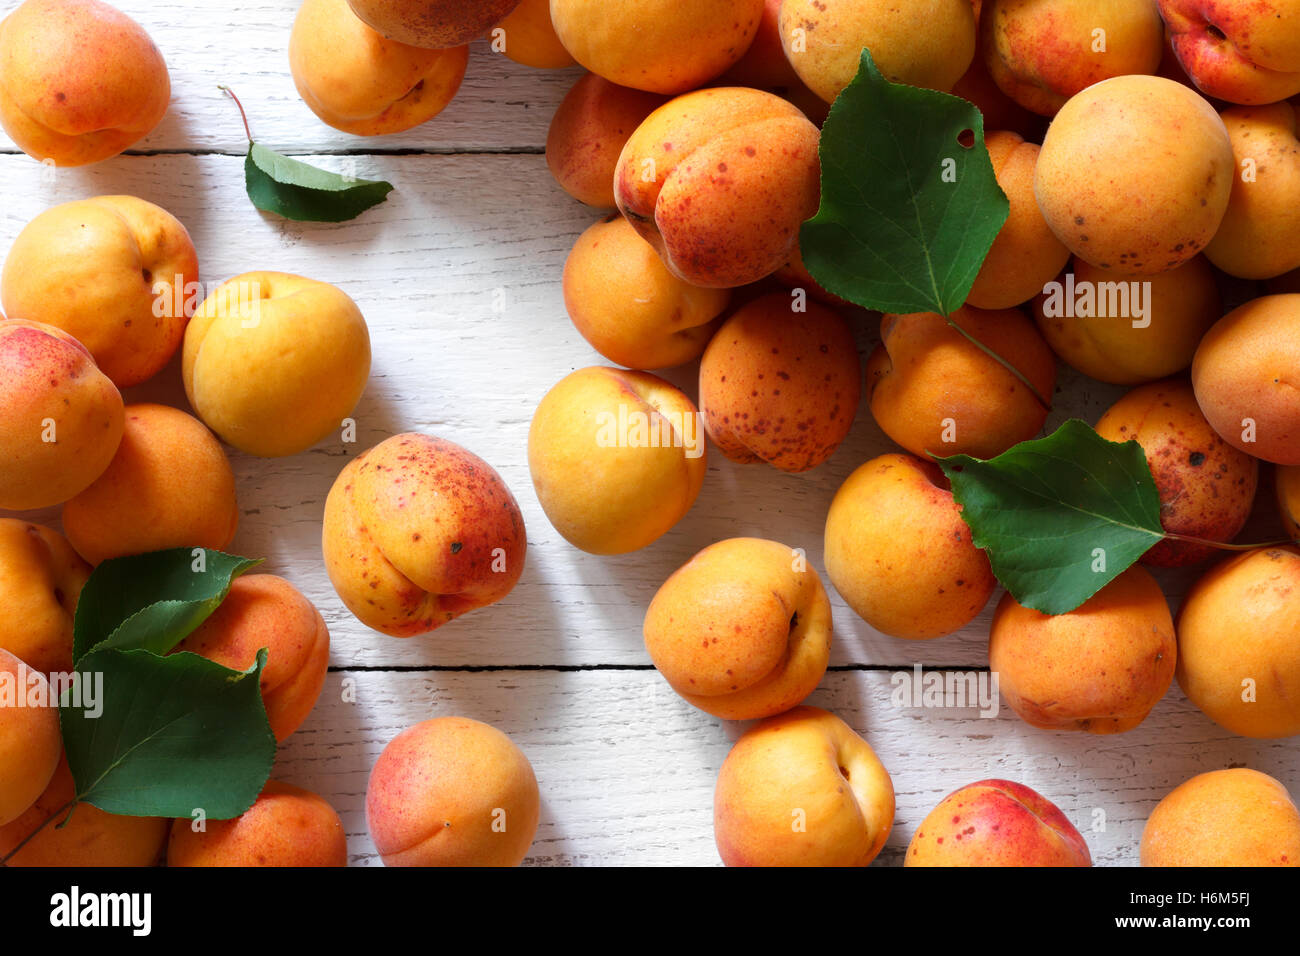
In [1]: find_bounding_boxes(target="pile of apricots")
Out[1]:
[1,0,1300,868]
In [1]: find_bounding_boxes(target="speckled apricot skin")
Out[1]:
[322,433,527,638]
[61,403,238,566]
[614,87,821,289]
[713,706,895,867]
[1279,465,1300,541]
[0,649,61,826]
[905,779,1092,866]
[173,575,330,742]
[0,755,167,866]
[0,520,89,676]
[1142,768,1300,866]
[1031,255,1221,385]
[866,306,1056,461]
[0,0,170,166]
[347,0,519,49]
[1095,379,1258,566]
[643,538,832,720]
[291,0,468,136]
[1,196,199,388]
[1035,75,1234,276]
[950,31,1041,141]
[562,215,727,369]
[824,454,996,640]
[981,0,1164,117]
[779,0,975,103]
[0,319,124,511]
[528,367,706,554]
[1205,103,1300,280]
[550,0,762,95]
[545,74,667,208]
[1176,547,1300,738]
[989,566,1177,734]
[366,716,539,866]
[168,781,348,867]
[1192,294,1300,465]
[967,132,1070,310]
[699,293,859,472]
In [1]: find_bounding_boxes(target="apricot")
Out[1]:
[168,781,347,867]
[1,196,199,388]
[0,520,89,676]
[0,0,169,166]
[562,215,727,369]
[966,131,1071,310]
[0,755,167,866]
[614,87,820,289]
[182,272,372,457]
[1191,294,1300,465]
[824,454,996,640]
[721,0,808,92]
[1204,102,1300,280]
[1176,547,1300,738]
[62,403,239,566]
[713,706,895,867]
[1095,379,1258,566]
[1141,768,1300,866]
[322,433,527,637]
[347,0,519,49]
[549,0,762,95]
[989,566,1176,733]
[290,0,469,136]
[1031,255,1221,384]
[545,74,667,209]
[1279,465,1300,541]
[0,649,61,826]
[528,367,706,554]
[493,0,573,69]
[906,779,1091,866]
[779,0,976,103]
[981,0,1164,117]
[366,716,539,866]
[0,319,124,511]
[866,306,1055,460]
[1035,75,1234,275]
[1160,0,1300,107]
[643,538,833,720]
[699,293,858,472]
[172,575,329,743]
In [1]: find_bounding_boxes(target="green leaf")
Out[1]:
[73,549,262,664]
[60,648,275,819]
[801,49,1009,316]
[245,143,394,222]
[936,419,1164,615]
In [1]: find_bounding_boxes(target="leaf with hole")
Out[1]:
[801,48,1008,316]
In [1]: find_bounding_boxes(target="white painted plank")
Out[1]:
[277,669,1300,866]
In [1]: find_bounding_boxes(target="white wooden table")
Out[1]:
[3,0,1296,867]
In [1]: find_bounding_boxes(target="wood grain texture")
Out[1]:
[0,1,1296,868]
[280,669,1300,866]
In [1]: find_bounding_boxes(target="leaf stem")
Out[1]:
[1163,533,1295,552]
[0,799,76,866]
[943,316,1051,412]
[218,85,253,144]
